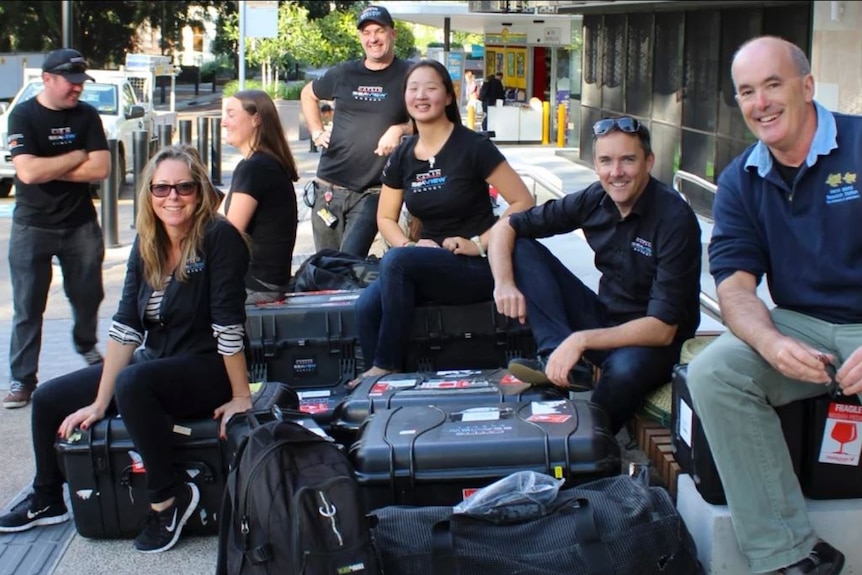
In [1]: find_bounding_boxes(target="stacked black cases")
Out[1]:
[670,363,806,504]
[331,368,565,444]
[56,417,225,538]
[349,399,621,511]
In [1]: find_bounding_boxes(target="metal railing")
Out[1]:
[673,170,723,323]
[513,165,564,202]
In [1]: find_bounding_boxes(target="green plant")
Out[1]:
[201,55,235,83]
[222,79,305,100]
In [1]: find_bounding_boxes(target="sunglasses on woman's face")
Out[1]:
[149,182,198,198]
[592,117,642,136]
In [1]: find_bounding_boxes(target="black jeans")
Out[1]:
[311,182,380,258]
[8,220,105,387]
[512,238,682,434]
[31,354,232,505]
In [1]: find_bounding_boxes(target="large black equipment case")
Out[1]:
[246,291,360,389]
[57,417,226,539]
[331,368,566,443]
[349,399,621,511]
[800,393,862,499]
[403,302,536,372]
[670,363,806,504]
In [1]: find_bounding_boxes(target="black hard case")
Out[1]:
[349,399,621,511]
[670,364,805,504]
[800,393,862,499]
[246,291,360,389]
[331,368,565,443]
[57,416,226,539]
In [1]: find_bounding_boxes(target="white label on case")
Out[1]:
[678,398,693,448]
[172,424,192,436]
[298,389,331,399]
[531,400,567,415]
[461,407,500,422]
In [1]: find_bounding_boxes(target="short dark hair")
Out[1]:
[592,117,653,157]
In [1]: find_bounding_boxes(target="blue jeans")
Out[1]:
[311,184,380,258]
[356,246,494,371]
[687,308,862,572]
[512,238,682,434]
[8,220,105,387]
[31,354,232,506]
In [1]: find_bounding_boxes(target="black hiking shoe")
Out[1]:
[779,540,845,574]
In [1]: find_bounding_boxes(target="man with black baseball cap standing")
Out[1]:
[3,48,109,409]
[301,5,412,258]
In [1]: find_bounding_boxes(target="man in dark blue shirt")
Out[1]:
[686,36,858,575]
[488,118,701,435]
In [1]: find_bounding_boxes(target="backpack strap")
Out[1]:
[431,518,458,575]
[571,497,615,575]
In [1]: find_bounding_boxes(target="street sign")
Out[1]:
[244,0,279,39]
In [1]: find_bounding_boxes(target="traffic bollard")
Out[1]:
[132,130,150,228]
[197,116,210,169]
[101,139,120,248]
[158,124,173,149]
[179,119,192,146]
[209,116,222,185]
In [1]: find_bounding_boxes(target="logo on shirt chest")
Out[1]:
[631,237,653,257]
[49,126,76,146]
[825,172,860,205]
[353,85,387,102]
[185,257,205,274]
[411,169,445,193]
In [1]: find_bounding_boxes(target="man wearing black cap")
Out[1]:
[3,48,109,409]
[301,4,411,257]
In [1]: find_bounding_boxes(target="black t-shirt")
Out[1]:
[382,124,504,245]
[8,97,108,228]
[312,58,411,191]
[225,151,298,290]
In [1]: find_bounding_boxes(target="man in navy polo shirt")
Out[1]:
[687,36,860,574]
[488,118,702,436]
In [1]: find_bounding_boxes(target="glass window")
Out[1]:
[625,13,653,118]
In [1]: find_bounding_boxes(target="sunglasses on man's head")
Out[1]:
[149,182,198,198]
[48,57,89,75]
[593,117,643,136]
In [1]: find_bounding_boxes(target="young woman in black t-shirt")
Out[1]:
[351,60,534,385]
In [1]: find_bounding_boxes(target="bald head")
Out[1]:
[732,36,810,87]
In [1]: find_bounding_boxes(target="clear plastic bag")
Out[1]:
[452,471,564,524]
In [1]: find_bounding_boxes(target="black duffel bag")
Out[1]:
[371,473,703,575]
[289,249,380,292]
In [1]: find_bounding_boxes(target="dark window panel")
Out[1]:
[652,12,684,125]
[601,14,626,113]
[715,135,756,184]
[626,12,654,118]
[583,15,602,108]
[682,10,720,132]
[649,121,680,185]
[763,4,812,54]
[579,106,604,164]
[680,129,717,218]
[717,8,763,141]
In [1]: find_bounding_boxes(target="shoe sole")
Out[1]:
[508,362,551,385]
[135,483,200,554]
[0,512,70,533]
[2,400,30,409]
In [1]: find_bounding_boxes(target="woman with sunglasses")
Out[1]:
[222,90,299,303]
[0,146,252,554]
[350,60,534,385]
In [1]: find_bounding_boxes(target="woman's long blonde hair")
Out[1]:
[134,145,223,289]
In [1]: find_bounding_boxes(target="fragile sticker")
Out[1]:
[818,402,862,466]
[500,373,525,385]
[369,379,417,395]
[531,400,568,415]
[300,401,329,415]
[527,413,571,424]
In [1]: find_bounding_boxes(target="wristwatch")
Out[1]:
[471,235,487,258]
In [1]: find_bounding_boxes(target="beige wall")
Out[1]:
[811,1,862,114]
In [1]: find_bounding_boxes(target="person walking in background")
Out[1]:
[489,117,701,436]
[479,71,506,131]
[0,146,252,554]
[222,90,299,303]
[3,48,109,409]
[352,60,534,385]
[300,5,412,258]
[687,36,857,575]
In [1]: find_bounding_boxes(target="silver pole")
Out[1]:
[238,1,246,90]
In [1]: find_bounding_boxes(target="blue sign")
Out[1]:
[448,52,463,81]
[471,45,485,58]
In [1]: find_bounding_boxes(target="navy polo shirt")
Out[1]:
[710,101,862,324]
[508,177,702,341]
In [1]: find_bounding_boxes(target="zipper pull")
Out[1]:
[317,491,343,546]
[241,517,249,535]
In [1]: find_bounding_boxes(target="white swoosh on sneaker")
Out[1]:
[165,509,179,533]
[27,506,49,520]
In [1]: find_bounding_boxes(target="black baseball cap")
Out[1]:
[357,5,394,29]
[42,48,95,83]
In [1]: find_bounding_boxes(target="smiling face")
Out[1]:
[359,23,396,67]
[221,96,258,154]
[405,65,452,124]
[732,37,815,162]
[593,131,654,217]
[150,158,199,236]
[40,73,85,110]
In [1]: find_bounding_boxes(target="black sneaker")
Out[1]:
[81,347,103,366]
[508,357,595,392]
[779,540,844,574]
[0,493,70,533]
[133,482,199,553]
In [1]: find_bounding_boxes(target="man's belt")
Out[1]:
[314,180,381,194]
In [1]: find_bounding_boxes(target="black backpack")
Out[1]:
[289,249,380,293]
[215,413,380,575]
